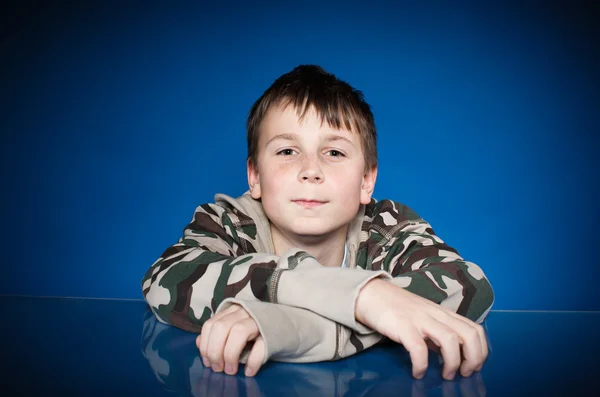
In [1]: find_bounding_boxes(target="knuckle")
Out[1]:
[466,327,479,343]
[474,323,485,336]
[201,320,212,333]
[443,332,459,345]
[230,322,248,336]
[207,349,222,363]
[475,356,484,367]
[411,342,428,356]
[211,321,227,335]
[206,345,223,361]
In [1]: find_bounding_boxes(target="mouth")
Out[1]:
[292,199,328,208]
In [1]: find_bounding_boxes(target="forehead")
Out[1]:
[259,102,357,141]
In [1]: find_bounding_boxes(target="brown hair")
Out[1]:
[246,65,377,171]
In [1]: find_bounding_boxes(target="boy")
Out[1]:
[141,65,494,381]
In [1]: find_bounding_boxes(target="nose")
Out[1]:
[298,155,324,183]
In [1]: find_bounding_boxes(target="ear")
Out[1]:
[247,158,262,199]
[360,166,378,205]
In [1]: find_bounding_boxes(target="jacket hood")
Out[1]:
[214,190,366,268]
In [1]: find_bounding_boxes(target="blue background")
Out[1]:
[1,0,598,310]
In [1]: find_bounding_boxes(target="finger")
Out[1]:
[422,319,461,380]
[453,315,488,371]
[430,310,485,377]
[223,318,260,375]
[199,318,215,367]
[391,325,429,379]
[206,309,251,372]
[198,304,243,367]
[244,335,266,377]
[477,323,489,365]
[450,311,488,368]
[195,334,210,368]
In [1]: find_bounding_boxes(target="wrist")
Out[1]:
[355,278,387,324]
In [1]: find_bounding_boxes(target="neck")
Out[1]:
[270,225,348,268]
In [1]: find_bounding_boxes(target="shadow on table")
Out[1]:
[140,310,486,397]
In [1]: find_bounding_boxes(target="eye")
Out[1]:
[276,148,297,156]
[326,150,345,157]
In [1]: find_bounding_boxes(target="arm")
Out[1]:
[216,298,385,364]
[376,214,494,323]
[141,202,387,333]
[270,201,493,337]
[198,297,386,376]
[352,201,494,380]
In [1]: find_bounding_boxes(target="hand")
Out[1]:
[355,279,488,381]
[196,304,265,377]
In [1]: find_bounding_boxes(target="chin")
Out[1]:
[283,220,322,235]
[289,221,344,239]
[290,227,330,238]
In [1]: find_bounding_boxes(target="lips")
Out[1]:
[292,199,327,208]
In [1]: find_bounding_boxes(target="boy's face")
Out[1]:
[248,103,377,240]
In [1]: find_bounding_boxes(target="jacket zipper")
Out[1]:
[333,323,342,360]
[268,269,283,304]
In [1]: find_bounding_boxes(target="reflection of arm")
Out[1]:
[141,308,487,397]
[217,298,385,364]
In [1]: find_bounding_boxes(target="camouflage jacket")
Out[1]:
[142,191,494,364]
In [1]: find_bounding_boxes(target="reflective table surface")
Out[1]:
[2,296,598,396]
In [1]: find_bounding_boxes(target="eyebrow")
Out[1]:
[266,133,298,147]
[325,135,355,146]
[266,133,355,147]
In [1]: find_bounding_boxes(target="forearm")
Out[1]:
[142,239,390,335]
[216,298,385,364]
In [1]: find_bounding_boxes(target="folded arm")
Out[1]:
[351,201,495,380]
[210,298,386,370]
[141,203,387,333]
[385,221,494,323]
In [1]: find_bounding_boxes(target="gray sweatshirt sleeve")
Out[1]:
[216,298,385,364]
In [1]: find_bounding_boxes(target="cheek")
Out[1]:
[262,164,295,188]
[332,167,363,188]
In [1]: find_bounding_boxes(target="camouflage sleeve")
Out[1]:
[141,202,288,333]
[362,201,494,323]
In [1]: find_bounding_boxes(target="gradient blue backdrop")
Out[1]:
[2,0,598,310]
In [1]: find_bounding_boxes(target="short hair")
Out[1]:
[246,65,377,171]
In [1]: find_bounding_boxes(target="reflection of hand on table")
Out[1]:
[141,308,488,397]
